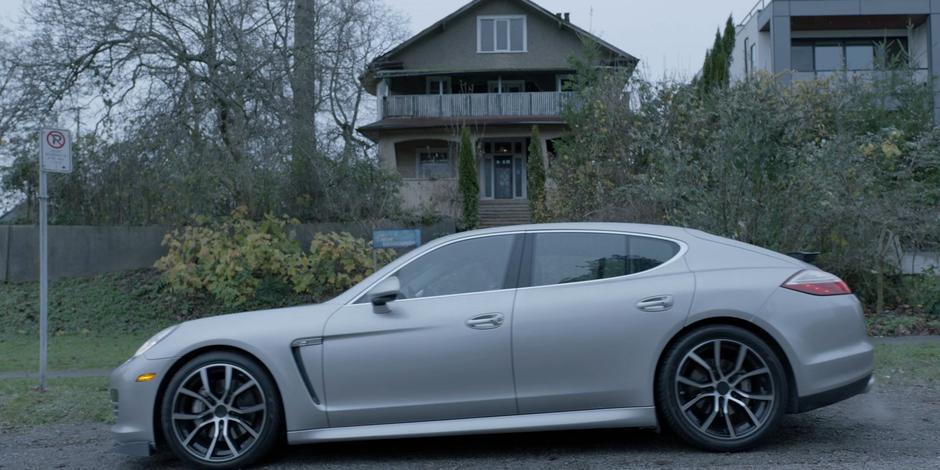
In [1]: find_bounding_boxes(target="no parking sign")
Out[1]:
[40,128,72,173]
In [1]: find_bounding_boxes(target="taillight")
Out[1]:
[782,269,852,296]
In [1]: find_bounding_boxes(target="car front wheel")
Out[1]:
[656,325,789,451]
[161,351,282,468]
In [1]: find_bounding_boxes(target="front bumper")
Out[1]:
[109,355,178,456]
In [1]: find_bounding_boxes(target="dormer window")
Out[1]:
[477,16,526,53]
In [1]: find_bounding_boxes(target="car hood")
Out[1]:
[143,303,342,360]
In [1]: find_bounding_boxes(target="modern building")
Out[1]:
[358,0,636,225]
[731,0,940,122]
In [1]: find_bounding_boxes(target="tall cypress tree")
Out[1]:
[695,15,736,92]
[458,127,479,230]
[527,126,547,223]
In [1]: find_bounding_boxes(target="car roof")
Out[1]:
[450,222,690,240]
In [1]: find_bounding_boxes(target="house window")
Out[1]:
[417,149,452,179]
[845,44,874,71]
[814,43,843,71]
[426,76,451,95]
[487,80,525,93]
[791,38,909,73]
[478,16,526,53]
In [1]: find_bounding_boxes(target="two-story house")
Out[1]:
[730,0,940,121]
[358,0,637,226]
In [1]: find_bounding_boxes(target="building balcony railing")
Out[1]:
[791,69,929,84]
[383,91,575,119]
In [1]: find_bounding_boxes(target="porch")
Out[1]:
[384,130,560,222]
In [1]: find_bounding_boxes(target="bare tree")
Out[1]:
[322,0,408,160]
[2,0,408,223]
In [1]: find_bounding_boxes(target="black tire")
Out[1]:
[161,351,283,469]
[656,325,789,452]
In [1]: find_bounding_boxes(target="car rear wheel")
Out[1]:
[656,325,788,451]
[161,351,282,469]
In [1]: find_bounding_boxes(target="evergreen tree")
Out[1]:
[695,15,736,92]
[527,126,547,222]
[458,127,479,229]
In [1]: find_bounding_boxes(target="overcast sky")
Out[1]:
[1,0,760,80]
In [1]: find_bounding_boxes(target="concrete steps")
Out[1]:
[478,200,531,228]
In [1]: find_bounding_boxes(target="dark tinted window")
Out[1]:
[530,233,627,286]
[791,45,814,72]
[628,235,681,273]
[395,235,517,299]
[529,233,680,287]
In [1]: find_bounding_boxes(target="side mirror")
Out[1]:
[369,276,400,314]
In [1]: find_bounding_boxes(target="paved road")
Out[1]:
[1,381,938,469]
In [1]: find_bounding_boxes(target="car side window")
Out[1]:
[529,233,627,286]
[393,234,518,300]
[527,232,680,287]
[628,235,680,273]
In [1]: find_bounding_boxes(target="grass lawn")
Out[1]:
[872,342,940,385]
[0,377,112,432]
[0,270,182,337]
[0,335,149,372]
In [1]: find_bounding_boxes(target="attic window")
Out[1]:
[478,16,526,53]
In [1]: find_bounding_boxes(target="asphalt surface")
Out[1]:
[1,381,938,469]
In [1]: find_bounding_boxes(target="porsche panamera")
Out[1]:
[110,223,874,468]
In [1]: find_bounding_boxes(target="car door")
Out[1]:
[321,234,523,427]
[511,231,694,414]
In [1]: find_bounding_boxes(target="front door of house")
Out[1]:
[494,156,513,199]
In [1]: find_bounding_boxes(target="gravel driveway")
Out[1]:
[2,382,938,469]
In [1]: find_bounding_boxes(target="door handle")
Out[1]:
[466,313,504,330]
[636,295,674,312]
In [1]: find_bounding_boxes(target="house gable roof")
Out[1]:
[361,0,638,92]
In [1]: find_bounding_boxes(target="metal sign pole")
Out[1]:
[38,163,49,391]
[36,127,71,392]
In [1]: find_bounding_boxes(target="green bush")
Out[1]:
[291,232,396,297]
[552,66,940,308]
[156,209,394,306]
[155,208,305,307]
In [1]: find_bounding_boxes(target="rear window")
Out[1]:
[528,232,680,287]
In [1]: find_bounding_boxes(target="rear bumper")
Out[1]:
[760,289,875,409]
[794,374,874,413]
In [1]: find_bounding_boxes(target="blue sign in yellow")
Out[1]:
[373,229,422,249]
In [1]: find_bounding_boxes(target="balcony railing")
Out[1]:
[383,91,574,119]
[791,69,929,83]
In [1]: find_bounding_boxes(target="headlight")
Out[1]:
[134,325,179,358]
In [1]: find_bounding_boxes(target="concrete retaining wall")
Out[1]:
[0,220,455,283]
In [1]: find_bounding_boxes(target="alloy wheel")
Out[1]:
[170,363,268,463]
[674,339,776,441]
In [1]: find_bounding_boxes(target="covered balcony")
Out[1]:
[376,70,577,119]
[383,91,574,118]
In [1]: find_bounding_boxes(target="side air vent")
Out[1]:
[290,338,322,405]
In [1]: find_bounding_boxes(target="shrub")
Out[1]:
[155,208,305,307]
[292,232,396,297]
[552,67,940,307]
[156,209,394,306]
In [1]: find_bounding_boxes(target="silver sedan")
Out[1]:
[110,223,874,468]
